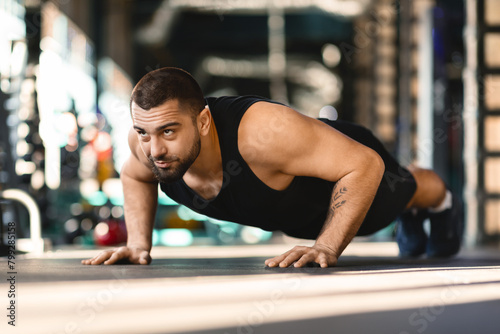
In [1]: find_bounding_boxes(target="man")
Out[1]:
[82,67,462,268]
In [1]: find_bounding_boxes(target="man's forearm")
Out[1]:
[314,163,384,258]
[121,173,158,252]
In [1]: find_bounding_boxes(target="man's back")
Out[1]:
[160,95,335,239]
[160,95,415,239]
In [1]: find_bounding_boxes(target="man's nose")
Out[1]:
[150,137,166,159]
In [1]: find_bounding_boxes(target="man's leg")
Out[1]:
[405,166,446,209]
[317,118,463,253]
[397,166,463,258]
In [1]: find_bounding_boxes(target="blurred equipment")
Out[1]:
[0,188,49,255]
[93,219,127,246]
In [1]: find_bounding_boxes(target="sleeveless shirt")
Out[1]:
[160,95,334,239]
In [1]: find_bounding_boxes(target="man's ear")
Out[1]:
[197,105,211,135]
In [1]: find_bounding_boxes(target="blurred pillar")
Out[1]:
[103,0,133,75]
[0,1,27,190]
[353,0,398,151]
[474,0,500,244]
[0,91,16,189]
[267,1,288,104]
[53,0,92,37]
[398,0,413,164]
[373,0,398,151]
[415,0,435,169]
[463,0,479,246]
[353,13,376,131]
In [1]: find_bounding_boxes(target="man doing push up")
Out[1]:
[82,67,463,268]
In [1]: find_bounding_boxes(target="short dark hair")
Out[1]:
[130,67,205,119]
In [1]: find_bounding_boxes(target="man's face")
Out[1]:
[131,99,201,183]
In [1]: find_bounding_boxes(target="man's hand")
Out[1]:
[81,246,151,265]
[264,244,338,268]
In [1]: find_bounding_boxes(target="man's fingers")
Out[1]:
[82,247,152,266]
[293,252,316,268]
[279,246,317,267]
[265,255,285,267]
[82,252,107,265]
[82,255,99,265]
[103,249,128,265]
[279,250,305,268]
[265,251,292,267]
[138,251,152,265]
[316,253,329,268]
[81,249,119,265]
[90,250,116,265]
[266,246,315,268]
[266,246,337,268]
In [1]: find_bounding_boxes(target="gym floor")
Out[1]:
[1,241,500,334]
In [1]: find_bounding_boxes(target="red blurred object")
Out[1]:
[93,219,127,246]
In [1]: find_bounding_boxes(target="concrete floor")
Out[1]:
[1,241,500,334]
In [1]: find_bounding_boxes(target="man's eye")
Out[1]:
[164,129,174,135]
[138,131,147,137]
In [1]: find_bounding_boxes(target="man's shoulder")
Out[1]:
[237,100,301,164]
[205,95,271,103]
[205,95,277,113]
[207,96,281,141]
[238,99,299,134]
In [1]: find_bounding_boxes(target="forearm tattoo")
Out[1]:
[327,183,348,221]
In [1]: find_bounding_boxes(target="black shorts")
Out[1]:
[319,119,417,236]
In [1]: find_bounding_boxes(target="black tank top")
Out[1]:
[160,96,335,239]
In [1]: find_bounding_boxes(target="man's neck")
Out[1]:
[185,122,222,182]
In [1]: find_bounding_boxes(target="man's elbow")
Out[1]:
[366,148,385,182]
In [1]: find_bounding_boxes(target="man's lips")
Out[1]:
[154,161,172,168]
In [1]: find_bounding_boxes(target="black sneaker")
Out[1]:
[427,195,464,258]
[396,209,428,257]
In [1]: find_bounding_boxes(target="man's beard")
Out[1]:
[148,137,201,184]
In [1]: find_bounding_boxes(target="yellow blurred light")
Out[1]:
[17,122,30,137]
[94,222,109,236]
[15,160,36,175]
[31,170,45,190]
[94,131,112,152]
[16,140,30,156]
[102,178,122,198]
[322,44,341,67]
[79,178,100,198]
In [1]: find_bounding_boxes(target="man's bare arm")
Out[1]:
[289,157,383,268]
[265,153,384,268]
[82,128,158,265]
[238,102,385,268]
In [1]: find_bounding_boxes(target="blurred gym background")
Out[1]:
[0,0,498,254]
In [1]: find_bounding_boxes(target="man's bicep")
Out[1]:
[239,102,377,182]
[280,118,373,182]
[243,104,375,182]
